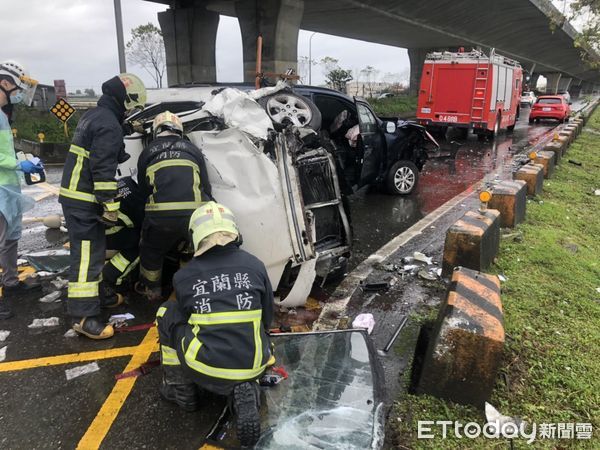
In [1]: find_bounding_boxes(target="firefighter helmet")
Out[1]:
[152,110,184,137]
[189,202,239,253]
[118,73,147,112]
[0,60,38,106]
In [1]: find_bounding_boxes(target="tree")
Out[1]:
[126,23,166,88]
[84,88,96,97]
[325,68,353,91]
[297,56,317,84]
[550,1,600,67]
[360,65,380,97]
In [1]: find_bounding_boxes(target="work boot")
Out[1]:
[99,281,124,309]
[135,281,162,302]
[2,278,42,298]
[0,297,13,320]
[71,316,114,340]
[233,382,261,447]
[159,365,200,412]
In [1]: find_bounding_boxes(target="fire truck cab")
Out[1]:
[416,49,523,138]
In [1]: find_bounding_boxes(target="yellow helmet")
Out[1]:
[189,202,239,253]
[118,73,146,112]
[152,110,184,137]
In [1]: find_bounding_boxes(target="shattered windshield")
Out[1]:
[256,330,385,449]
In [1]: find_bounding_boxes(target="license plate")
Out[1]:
[439,115,458,123]
[421,107,431,114]
[542,107,552,111]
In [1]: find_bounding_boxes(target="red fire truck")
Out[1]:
[416,49,523,138]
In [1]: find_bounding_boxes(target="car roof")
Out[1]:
[537,95,564,99]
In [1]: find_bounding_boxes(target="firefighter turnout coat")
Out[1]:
[137,135,212,216]
[59,95,124,211]
[159,243,274,384]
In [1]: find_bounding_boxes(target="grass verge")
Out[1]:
[369,96,417,118]
[387,110,600,449]
[12,104,81,143]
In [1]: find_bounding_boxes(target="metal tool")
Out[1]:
[377,315,409,356]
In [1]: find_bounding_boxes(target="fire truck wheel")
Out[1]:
[528,117,534,124]
[386,160,419,195]
[507,122,516,132]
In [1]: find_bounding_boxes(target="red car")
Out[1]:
[529,95,571,123]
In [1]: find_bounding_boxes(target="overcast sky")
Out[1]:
[3,0,409,92]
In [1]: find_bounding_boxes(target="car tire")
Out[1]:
[528,117,534,124]
[258,90,322,131]
[386,160,419,195]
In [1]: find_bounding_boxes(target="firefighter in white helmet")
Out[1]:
[0,61,44,320]
[58,73,146,339]
[135,111,212,302]
[155,201,273,447]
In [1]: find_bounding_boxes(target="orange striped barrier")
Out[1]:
[488,180,527,228]
[533,150,555,178]
[514,163,544,196]
[411,267,504,407]
[442,209,501,277]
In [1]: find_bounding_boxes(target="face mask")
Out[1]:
[11,90,24,105]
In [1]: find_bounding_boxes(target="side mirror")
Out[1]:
[385,121,397,134]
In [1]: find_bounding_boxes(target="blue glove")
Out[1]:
[17,160,44,174]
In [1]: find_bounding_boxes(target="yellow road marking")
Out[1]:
[200,445,224,450]
[0,344,157,373]
[77,327,159,449]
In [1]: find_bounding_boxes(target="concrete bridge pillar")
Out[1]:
[557,76,572,93]
[235,0,304,83]
[158,6,220,86]
[543,73,562,94]
[408,48,432,97]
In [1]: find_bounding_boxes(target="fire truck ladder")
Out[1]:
[470,57,489,122]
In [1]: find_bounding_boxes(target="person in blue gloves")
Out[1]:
[0,60,44,319]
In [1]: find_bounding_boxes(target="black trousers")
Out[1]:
[139,215,190,289]
[62,205,105,318]
[103,227,140,287]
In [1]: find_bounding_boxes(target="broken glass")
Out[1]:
[211,330,385,449]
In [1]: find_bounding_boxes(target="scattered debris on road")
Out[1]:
[65,362,100,381]
[0,330,9,342]
[39,291,61,303]
[108,313,135,327]
[0,346,6,362]
[27,317,60,328]
[352,313,375,334]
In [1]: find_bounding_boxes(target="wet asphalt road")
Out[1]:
[0,108,566,449]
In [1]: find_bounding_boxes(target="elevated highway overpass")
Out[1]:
[145,0,600,94]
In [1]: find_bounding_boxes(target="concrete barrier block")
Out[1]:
[572,118,583,133]
[565,124,578,138]
[514,163,544,196]
[488,180,527,228]
[543,140,563,164]
[557,135,570,153]
[411,267,504,407]
[534,150,555,178]
[442,209,501,277]
[559,129,574,144]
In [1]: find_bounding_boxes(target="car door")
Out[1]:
[355,100,385,187]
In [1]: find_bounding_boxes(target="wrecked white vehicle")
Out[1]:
[118,85,351,307]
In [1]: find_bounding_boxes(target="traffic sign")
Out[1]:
[50,98,75,123]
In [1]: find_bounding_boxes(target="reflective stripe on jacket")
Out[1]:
[172,244,273,381]
[137,135,212,216]
[59,95,124,210]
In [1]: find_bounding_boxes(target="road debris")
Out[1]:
[0,330,10,342]
[498,274,508,282]
[361,281,390,292]
[413,251,433,265]
[485,402,524,438]
[352,313,375,334]
[50,277,68,290]
[0,346,6,362]
[109,313,135,327]
[64,329,78,338]
[568,159,582,166]
[25,249,70,273]
[39,291,61,303]
[377,315,409,356]
[65,362,100,381]
[28,317,60,328]
[418,269,438,281]
[594,189,600,196]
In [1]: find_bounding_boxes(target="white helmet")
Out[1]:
[0,60,38,106]
[0,61,36,89]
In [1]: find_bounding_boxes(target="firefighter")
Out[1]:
[155,201,273,447]
[59,73,146,339]
[136,111,212,302]
[100,176,145,307]
[0,61,44,320]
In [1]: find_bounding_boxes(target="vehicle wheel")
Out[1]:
[528,117,534,124]
[507,122,516,132]
[258,90,322,131]
[386,160,419,195]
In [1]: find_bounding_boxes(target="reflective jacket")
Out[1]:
[59,95,124,211]
[168,243,273,382]
[106,176,145,236]
[137,135,212,217]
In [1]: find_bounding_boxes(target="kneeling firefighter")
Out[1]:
[59,73,146,339]
[100,176,145,306]
[155,202,273,447]
[136,111,212,301]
